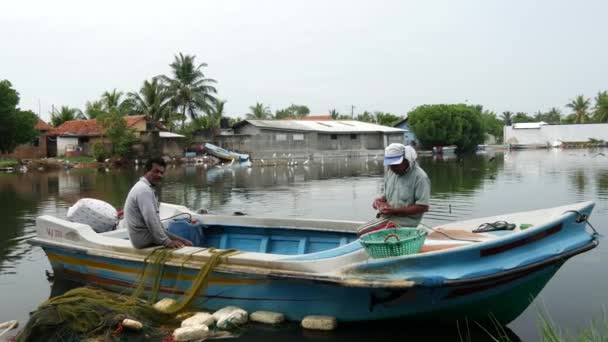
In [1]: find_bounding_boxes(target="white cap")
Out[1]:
[383,143,405,166]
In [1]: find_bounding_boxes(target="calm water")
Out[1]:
[1,149,607,341]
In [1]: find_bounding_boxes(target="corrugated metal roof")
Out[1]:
[239,120,404,133]
[298,115,331,121]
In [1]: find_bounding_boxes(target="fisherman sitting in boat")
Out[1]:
[372,143,431,227]
[124,157,193,249]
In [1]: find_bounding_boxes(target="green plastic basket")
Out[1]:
[359,227,428,259]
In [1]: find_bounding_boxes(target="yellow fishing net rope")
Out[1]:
[129,247,240,314]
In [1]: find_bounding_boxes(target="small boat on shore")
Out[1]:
[30,201,598,324]
[204,143,250,162]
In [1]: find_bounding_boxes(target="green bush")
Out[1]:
[92,143,107,162]
[407,104,485,152]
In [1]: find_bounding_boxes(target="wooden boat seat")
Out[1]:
[419,228,496,253]
[427,228,492,241]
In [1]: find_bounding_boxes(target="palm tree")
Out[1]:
[593,91,608,123]
[85,100,105,119]
[206,100,226,129]
[329,109,339,120]
[247,102,272,119]
[100,89,133,115]
[356,111,375,123]
[565,95,591,124]
[50,106,83,127]
[128,79,172,123]
[500,111,513,126]
[158,53,218,128]
[544,107,562,124]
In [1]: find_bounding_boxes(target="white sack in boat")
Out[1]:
[213,306,248,329]
[173,325,209,341]
[181,312,215,327]
[67,198,118,233]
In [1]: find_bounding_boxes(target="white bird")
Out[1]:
[272,153,277,158]
[287,153,292,158]
[260,159,265,164]
[303,158,309,165]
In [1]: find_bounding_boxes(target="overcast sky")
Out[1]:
[2,0,607,122]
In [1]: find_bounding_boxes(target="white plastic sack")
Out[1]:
[67,198,118,233]
[213,306,248,329]
[173,325,209,341]
[181,312,215,328]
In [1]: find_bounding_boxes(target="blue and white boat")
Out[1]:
[30,201,598,324]
[204,143,250,162]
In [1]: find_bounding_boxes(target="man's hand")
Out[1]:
[183,239,193,247]
[379,206,396,215]
[166,239,185,249]
[372,196,387,209]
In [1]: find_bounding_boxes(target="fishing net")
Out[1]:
[16,247,239,342]
[15,287,174,342]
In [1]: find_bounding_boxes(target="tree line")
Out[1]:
[499,93,608,126]
[2,50,608,156]
[49,53,220,132]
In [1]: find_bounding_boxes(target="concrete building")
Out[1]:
[504,122,608,147]
[214,119,405,159]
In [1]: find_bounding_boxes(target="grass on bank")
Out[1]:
[459,308,608,342]
[0,159,19,168]
[63,156,98,163]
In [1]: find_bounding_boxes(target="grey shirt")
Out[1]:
[382,164,431,227]
[124,177,171,248]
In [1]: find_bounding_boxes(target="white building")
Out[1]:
[504,123,608,147]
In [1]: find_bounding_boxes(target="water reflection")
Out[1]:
[2,149,608,341]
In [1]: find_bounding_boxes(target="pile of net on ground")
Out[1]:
[16,248,238,342]
[16,287,175,342]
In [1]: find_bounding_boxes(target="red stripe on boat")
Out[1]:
[480,224,562,257]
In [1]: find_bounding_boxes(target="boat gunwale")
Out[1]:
[30,201,598,289]
[29,236,598,290]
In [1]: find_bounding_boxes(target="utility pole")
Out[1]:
[351,105,355,119]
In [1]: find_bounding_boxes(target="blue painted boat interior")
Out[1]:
[167,219,358,255]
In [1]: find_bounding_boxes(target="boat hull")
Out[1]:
[205,143,249,162]
[41,241,593,324]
